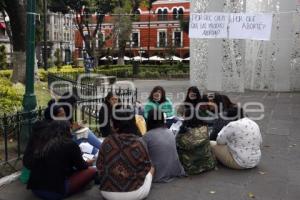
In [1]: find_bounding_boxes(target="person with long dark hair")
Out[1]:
[23,120,97,200]
[97,110,154,200]
[44,97,101,155]
[144,86,176,128]
[98,92,120,137]
[209,95,244,141]
[143,109,185,183]
[179,86,209,128]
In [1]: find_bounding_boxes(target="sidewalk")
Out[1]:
[1,80,299,200]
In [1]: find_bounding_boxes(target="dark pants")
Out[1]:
[32,190,65,200]
[32,167,97,200]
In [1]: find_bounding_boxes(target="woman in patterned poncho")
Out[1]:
[96,110,155,200]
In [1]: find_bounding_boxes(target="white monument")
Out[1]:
[190,0,300,92]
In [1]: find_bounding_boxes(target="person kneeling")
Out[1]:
[210,117,262,169]
[96,110,155,200]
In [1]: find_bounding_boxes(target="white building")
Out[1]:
[44,11,75,65]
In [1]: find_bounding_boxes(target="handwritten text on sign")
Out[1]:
[189,13,273,41]
[229,13,273,41]
[189,13,228,39]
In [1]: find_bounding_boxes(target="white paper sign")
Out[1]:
[229,13,273,41]
[189,12,273,41]
[189,13,229,39]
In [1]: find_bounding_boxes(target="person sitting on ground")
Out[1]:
[44,98,101,155]
[144,86,177,128]
[98,92,120,137]
[96,110,155,200]
[44,99,66,121]
[143,109,186,183]
[58,93,102,155]
[209,94,244,141]
[210,117,262,169]
[23,120,97,200]
[178,86,209,128]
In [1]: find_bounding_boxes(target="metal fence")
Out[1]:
[48,73,137,102]
[48,72,138,122]
[0,73,138,177]
[0,108,44,177]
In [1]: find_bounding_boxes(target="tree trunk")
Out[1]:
[117,54,125,65]
[11,51,26,83]
[4,0,27,83]
[117,41,127,65]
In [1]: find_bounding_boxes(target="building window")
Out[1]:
[173,31,182,47]
[96,32,105,48]
[54,15,59,25]
[131,32,139,48]
[134,9,141,21]
[162,9,168,20]
[172,8,184,20]
[157,9,163,21]
[178,8,184,19]
[173,8,178,20]
[54,32,58,41]
[158,30,167,48]
[46,31,50,40]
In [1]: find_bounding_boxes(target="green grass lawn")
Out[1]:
[16,81,52,109]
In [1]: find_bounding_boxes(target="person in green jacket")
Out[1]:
[144,86,177,128]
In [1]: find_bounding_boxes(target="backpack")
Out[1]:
[176,126,216,175]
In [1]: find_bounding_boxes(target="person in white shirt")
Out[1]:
[210,117,262,169]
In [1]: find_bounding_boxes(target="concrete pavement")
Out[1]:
[0,80,299,200]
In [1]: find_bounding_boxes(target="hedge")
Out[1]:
[0,77,23,114]
[0,64,189,82]
[0,70,12,79]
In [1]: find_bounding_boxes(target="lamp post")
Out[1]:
[22,0,37,148]
[43,0,48,70]
[138,47,145,63]
[23,0,37,112]
[126,40,135,81]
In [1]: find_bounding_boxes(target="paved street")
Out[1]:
[0,80,300,200]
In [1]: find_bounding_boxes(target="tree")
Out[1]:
[111,7,132,65]
[0,0,27,83]
[112,0,142,65]
[0,0,43,83]
[49,0,119,68]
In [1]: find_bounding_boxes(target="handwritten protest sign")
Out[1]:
[189,13,228,39]
[229,13,273,40]
[189,13,273,41]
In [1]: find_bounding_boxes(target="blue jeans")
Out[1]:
[166,117,179,128]
[32,181,68,200]
[73,129,102,155]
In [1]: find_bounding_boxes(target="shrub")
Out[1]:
[0,45,8,70]
[0,70,12,79]
[0,77,23,114]
[54,49,63,68]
